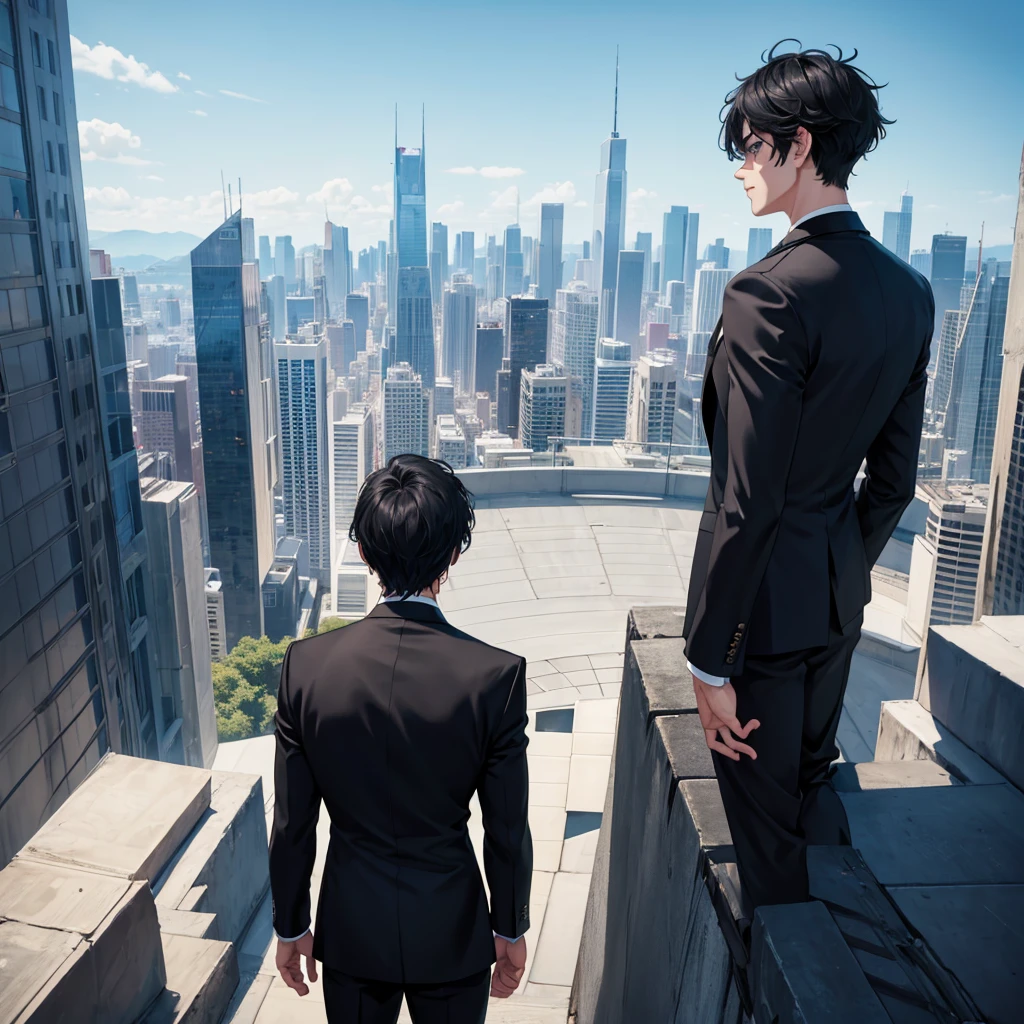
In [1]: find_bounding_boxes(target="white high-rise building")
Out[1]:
[204,568,227,663]
[519,364,569,453]
[276,337,332,585]
[383,363,430,462]
[442,278,476,395]
[433,414,468,468]
[627,354,678,446]
[551,283,600,438]
[330,394,376,545]
[592,339,634,441]
[592,93,627,338]
[692,263,733,335]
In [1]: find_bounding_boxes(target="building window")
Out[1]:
[52,92,60,125]
[47,39,56,76]
[58,144,66,176]
[37,85,47,120]
[0,65,19,114]
[0,120,26,173]
[53,240,61,268]
[45,141,54,173]
[31,31,42,69]
[68,240,76,267]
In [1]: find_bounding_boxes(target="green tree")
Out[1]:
[213,634,292,741]
[305,617,353,637]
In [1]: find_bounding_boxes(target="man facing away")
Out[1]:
[269,454,532,1023]
[683,43,934,916]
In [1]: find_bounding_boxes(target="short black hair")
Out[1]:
[349,454,475,599]
[720,40,894,189]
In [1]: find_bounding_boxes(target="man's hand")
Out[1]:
[276,930,318,996]
[692,677,759,760]
[491,935,527,997]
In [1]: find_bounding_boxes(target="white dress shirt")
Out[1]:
[276,591,522,944]
[687,203,852,691]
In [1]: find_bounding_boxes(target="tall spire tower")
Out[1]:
[592,49,628,337]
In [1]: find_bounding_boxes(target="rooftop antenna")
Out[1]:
[611,45,620,138]
[227,182,233,216]
[977,221,985,277]
[220,170,227,220]
[238,177,242,217]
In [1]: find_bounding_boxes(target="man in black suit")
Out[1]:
[682,43,934,914]
[269,455,532,1023]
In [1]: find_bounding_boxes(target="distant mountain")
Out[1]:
[972,244,1014,264]
[134,253,192,285]
[89,229,202,262]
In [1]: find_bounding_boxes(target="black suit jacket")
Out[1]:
[683,211,934,676]
[269,599,532,984]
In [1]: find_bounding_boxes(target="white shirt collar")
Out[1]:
[382,593,444,616]
[790,203,853,231]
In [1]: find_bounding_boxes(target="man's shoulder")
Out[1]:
[437,622,524,677]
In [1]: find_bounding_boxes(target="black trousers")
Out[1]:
[712,607,862,914]
[322,965,491,1024]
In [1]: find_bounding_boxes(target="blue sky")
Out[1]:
[70,0,1023,256]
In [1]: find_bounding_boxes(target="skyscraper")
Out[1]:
[503,222,524,297]
[394,120,427,269]
[258,235,273,279]
[896,192,913,263]
[930,233,968,341]
[538,204,564,303]
[692,263,733,335]
[395,267,434,389]
[551,284,600,437]
[474,323,504,397]
[382,363,429,461]
[592,63,627,337]
[942,260,1010,483]
[613,250,645,352]
[330,395,375,545]
[747,227,773,266]
[454,230,475,275]
[504,297,548,436]
[627,353,678,446]
[634,231,653,292]
[882,211,899,255]
[323,220,351,320]
[684,212,700,289]
[431,221,449,287]
[519,364,568,452]
[192,212,277,649]
[274,235,295,291]
[433,414,468,468]
[442,278,476,395]
[345,292,369,353]
[661,206,688,294]
[276,337,332,584]
[268,274,286,341]
[592,339,634,440]
[703,238,730,269]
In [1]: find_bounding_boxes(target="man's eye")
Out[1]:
[747,142,762,156]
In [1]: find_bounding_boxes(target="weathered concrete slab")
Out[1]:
[156,905,219,939]
[529,871,592,986]
[18,753,211,882]
[807,845,983,1023]
[627,638,697,721]
[626,605,687,641]
[874,699,1007,784]
[153,771,269,945]
[752,901,890,1023]
[0,920,83,1024]
[656,714,716,781]
[831,759,959,791]
[843,783,1024,886]
[918,617,1024,790]
[890,883,1024,1024]
[140,933,239,1024]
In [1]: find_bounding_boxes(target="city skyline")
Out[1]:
[69,0,1022,254]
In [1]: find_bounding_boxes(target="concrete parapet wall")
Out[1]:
[459,466,710,502]
[571,611,743,1024]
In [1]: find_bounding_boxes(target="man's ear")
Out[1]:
[357,541,368,566]
[792,126,813,169]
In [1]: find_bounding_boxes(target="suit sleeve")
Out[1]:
[478,657,533,939]
[855,311,932,567]
[684,273,808,677]
[268,642,322,940]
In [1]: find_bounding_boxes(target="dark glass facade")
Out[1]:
[0,0,142,866]
[192,210,274,651]
[505,297,548,437]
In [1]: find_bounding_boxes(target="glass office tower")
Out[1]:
[0,0,146,866]
[192,210,276,650]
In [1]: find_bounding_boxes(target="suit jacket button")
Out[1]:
[738,623,745,630]
[726,656,735,664]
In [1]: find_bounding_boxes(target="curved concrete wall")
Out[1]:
[458,466,711,502]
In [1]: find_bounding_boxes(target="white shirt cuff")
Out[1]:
[686,659,730,687]
[276,927,310,942]
[494,931,522,942]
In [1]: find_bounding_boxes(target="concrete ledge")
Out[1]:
[831,759,959,790]
[874,699,1007,784]
[153,771,269,945]
[571,620,741,1024]
[918,617,1024,789]
[139,933,239,1024]
[18,753,211,882]
[855,629,919,673]
[625,605,687,642]
[751,901,890,1023]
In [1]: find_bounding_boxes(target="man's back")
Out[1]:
[270,599,532,985]
[686,210,934,664]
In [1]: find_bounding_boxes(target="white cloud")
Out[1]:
[488,186,519,211]
[84,185,135,210]
[188,109,207,117]
[177,71,191,81]
[70,36,178,94]
[78,118,150,165]
[524,180,576,212]
[480,166,525,179]
[436,200,465,218]
[195,89,209,97]
[446,165,525,179]
[370,183,390,193]
[306,178,355,207]
[629,187,657,200]
[141,174,164,182]
[219,89,266,104]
